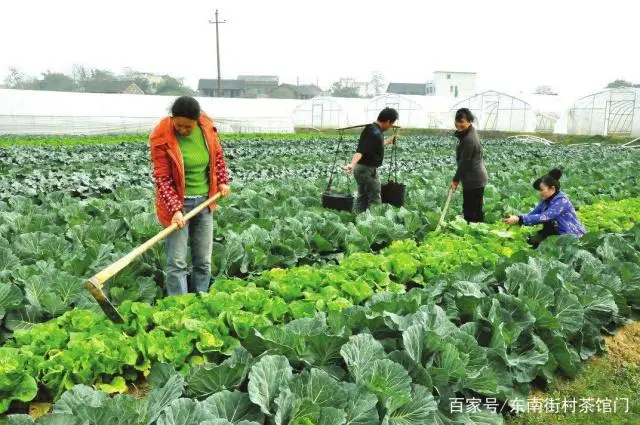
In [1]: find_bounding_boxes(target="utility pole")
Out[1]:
[209,9,226,97]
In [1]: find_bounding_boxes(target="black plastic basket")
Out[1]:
[381,180,405,207]
[322,130,355,212]
[322,191,354,212]
[381,130,405,207]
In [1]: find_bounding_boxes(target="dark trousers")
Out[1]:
[462,187,485,223]
[353,164,381,213]
[527,222,559,249]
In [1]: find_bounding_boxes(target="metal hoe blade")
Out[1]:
[83,193,222,323]
[85,277,124,324]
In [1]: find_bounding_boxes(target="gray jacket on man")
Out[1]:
[453,125,488,190]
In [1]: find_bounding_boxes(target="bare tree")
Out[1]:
[370,71,386,96]
[533,85,558,95]
[72,64,90,92]
[330,80,361,98]
[121,67,135,79]
[4,67,39,90]
[4,67,25,89]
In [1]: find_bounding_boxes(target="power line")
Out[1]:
[208,9,227,97]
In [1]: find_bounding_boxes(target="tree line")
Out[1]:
[3,65,195,96]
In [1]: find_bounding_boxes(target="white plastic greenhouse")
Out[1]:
[525,94,572,133]
[364,94,456,129]
[424,97,460,130]
[449,90,536,132]
[12,87,640,136]
[292,96,368,129]
[0,89,298,135]
[567,88,640,136]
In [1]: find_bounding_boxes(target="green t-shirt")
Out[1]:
[177,125,210,196]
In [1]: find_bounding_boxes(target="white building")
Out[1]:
[429,71,477,98]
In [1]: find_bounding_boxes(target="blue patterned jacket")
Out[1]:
[521,192,586,237]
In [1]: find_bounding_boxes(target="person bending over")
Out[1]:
[504,168,585,248]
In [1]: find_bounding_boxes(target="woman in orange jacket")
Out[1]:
[149,96,231,295]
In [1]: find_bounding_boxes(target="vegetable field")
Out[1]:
[1,134,640,424]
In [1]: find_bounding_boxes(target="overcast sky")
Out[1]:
[1,0,638,98]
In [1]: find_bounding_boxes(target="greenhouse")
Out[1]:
[526,94,573,133]
[364,94,456,129]
[0,89,298,135]
[365,94,429,128]
[567,88,640,136]
[449,90,536,132]
[292,96,367,129]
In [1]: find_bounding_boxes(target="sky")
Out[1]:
[1,0,639,99]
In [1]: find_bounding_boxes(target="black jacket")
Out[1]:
[454,125,488,190]
[356,123,384,167]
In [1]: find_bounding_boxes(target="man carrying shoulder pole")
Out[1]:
[344,107,399,213]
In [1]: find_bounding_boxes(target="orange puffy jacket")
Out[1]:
[149,114,229,227]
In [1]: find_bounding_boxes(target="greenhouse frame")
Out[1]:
[525,94,573,134]
[5,87,640,137]
[365,94,457,129]
[449,90,536,132]
[0,89,298,135]
[567,88,640,136]
[292,96,367,129]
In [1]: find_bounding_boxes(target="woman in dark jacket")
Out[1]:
[505,168,586,248]
[451,108,488,223]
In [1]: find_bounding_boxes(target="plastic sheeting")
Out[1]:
[293,96,368,129]
[6,88,607,136]
[525,94,573,134]
[0,89,298,135]
[567,88,640,136]
[293,94,457,130]
[450,90,536,133]
[365,94,456,129]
